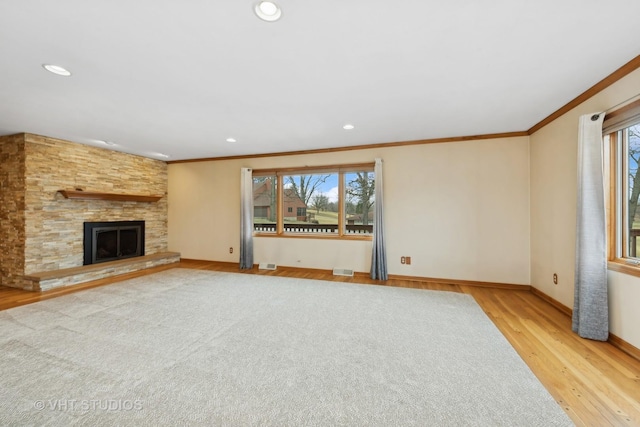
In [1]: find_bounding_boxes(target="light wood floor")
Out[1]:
[1,260,639,426]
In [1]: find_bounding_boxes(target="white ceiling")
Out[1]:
[1,1,639,161]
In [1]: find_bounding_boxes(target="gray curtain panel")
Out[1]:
[573,113,608,341]
[370,158,388,280]
[240,167,254,270]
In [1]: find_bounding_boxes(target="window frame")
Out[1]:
[252,162,375,240]
[605,99,640,277]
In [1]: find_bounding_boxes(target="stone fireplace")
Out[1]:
[0,133,177,291]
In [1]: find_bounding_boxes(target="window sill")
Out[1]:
[607,259,640,278]
[254,232,372,241]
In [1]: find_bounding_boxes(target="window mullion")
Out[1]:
[621,130,628,258]
[338,172,345,237]
[609,133,621,260]
[606,132,615,260]
[277,175,284,235]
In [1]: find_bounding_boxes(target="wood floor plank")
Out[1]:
[1,259,639,426]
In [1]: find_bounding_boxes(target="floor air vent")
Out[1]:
[259,263,277,270]
[332,268,354,277]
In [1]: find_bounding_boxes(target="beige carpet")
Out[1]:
[0,269,572,426]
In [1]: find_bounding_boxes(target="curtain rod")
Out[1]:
[591,92,640,121]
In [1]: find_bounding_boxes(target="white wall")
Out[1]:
[530,68,640,349]
[168,66,640,349]
[168,136,530,285]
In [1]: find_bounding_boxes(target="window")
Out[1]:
[605,99,640,269]
[252,175,277,233]
[345,171,375,232]
[284,172,337,231]
[252,163,375,238]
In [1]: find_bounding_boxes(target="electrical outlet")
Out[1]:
[229,247,233,254]
[401,256,406,264]
[553,273,558,285]
[405,256,411,265]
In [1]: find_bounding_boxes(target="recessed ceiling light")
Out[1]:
[343,124,355,130]
[42,64,72,77]
[155,153,170,159]
[226,137,237,143]
[254,1,282,22]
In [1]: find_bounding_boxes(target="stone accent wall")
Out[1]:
[0,135,26,288]
[0,133,169,289]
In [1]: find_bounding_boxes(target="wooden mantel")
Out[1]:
[57,190,163,203]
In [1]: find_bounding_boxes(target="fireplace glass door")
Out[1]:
[84,221,145,265]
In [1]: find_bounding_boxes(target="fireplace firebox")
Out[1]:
[83,221,145,265]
